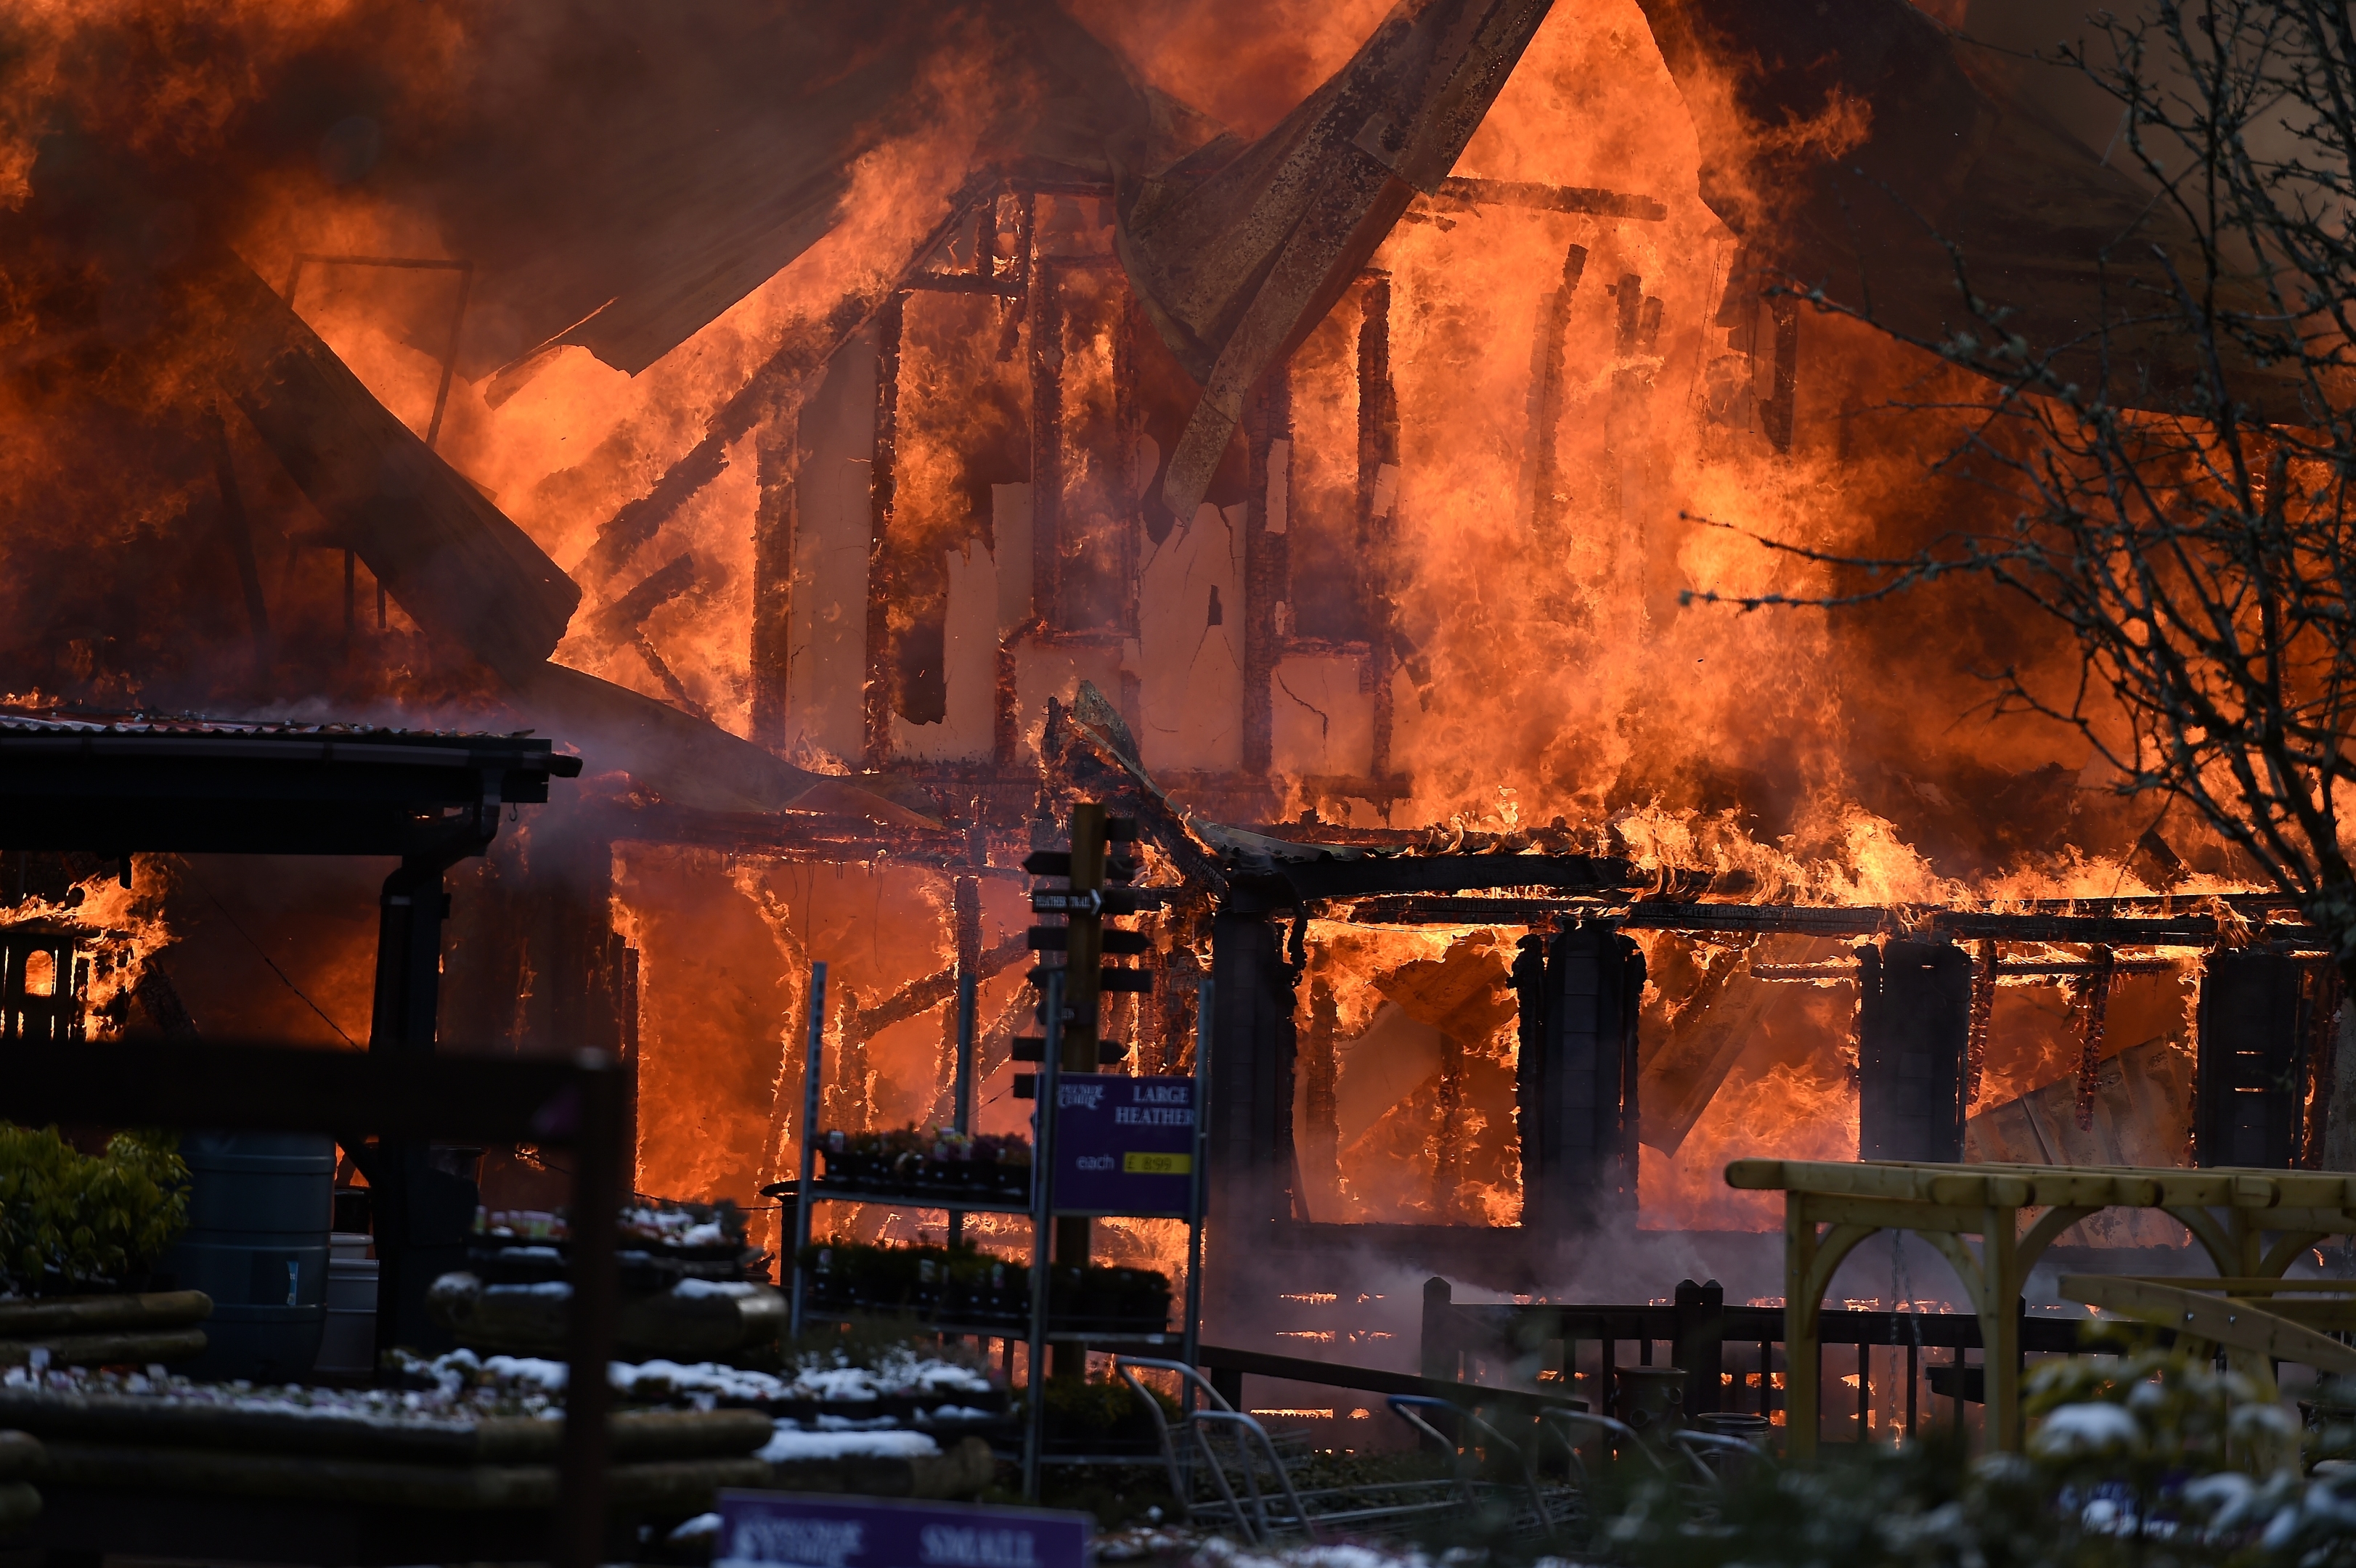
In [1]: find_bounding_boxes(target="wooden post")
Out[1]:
[1981,1203,2021,1450]
[1673,1278,1725,1416]
[861,295,905,769]
[1420,1275,1456,1381]
[1784,1192,1820,1460]
[550,1054,625,1568]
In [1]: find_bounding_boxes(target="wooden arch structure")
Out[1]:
[1729,1158,2356,1457]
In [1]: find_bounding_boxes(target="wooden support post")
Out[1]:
[751,409,799,752]
[1029,262,1062,632]
[1420,1275,1456,1381]
[1357,274,1401,788]
[862,295,905,769]
[550,1054,624,1568]
[1981,1202,2022,1452]
[1241,370,1289,777]
[1785,1193,1820,1460]
[1524,246,1588,542]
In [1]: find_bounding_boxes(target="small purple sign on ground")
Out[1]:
[1051,1073,1197,1217]
[716,1492,1090,1568]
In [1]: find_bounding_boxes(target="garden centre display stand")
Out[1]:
[784,964,1212,1500]
[1727,1158,2356,1458]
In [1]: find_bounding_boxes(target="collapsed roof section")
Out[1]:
[465,0,1550,534]
[431,0,1180,385]
[1634,0,2310,415]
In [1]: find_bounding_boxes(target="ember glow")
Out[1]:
[0,0,2294,1293]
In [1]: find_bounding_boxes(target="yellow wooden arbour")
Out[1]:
[1728,1158,2356,1458]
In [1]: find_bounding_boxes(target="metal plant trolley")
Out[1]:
[1729,1157,2356,1457]
[781,963,1212,1499]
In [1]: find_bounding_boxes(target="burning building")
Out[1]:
[0,0,2342,1379]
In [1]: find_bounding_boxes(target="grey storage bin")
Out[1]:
[163,1132,333,1383]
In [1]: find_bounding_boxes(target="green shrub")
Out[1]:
[0,1123,188,1296]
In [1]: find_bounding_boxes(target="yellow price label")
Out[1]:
[1123,1152,1191,1175]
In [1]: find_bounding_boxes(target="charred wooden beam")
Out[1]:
[132,963,202,1045]
[863,294,906,769]
[1301,977,1341,1215]
[1242,370,1289,778]
[1426,177,1668,221]
[208,253,579,676]
[1525,245,1589,541]
[587,553,698,652]
[574,185,987,591]
[932,869,985,1127]
[1028,264,1063,633]
[572,550,712,717]
[995,191,1037,365]
[577,799,985,864]
[281,256,472,451]
[505,661,935,825]
[750,414,796,752]
[1750,956,2185,980]
[1263,853,1638,903]
[848,931,1027,1042]
[584,442,729,589]
[1613,274,1644,357]
[1342,894,2323,946]
[1358,274,1402,791]
[1637,942,1809,1156]
[1040,695,1230,895]
[905,272,1027,298]
[566,301,807,594]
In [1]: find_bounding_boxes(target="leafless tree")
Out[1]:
[1689,1,2356,990]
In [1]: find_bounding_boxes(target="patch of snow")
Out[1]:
[2029,1402,2140,1456]
[478,1355,571,1390]
[673,1278,760,1299]
[792,1366,884,1402]
[616,1360,790,1402]
[757,1423,939,1463]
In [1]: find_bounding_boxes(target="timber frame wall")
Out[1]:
[1203,882,2340,1310]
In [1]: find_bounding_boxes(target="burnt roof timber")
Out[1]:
[1335,893,2319,947]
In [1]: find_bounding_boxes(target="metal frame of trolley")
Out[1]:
[781,960,1212,1500]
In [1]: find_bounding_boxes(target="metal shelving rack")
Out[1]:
[782,957,1211,1500]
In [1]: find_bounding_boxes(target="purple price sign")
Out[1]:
[716,1492,1089,1568]
[1051,1073,1197,1217]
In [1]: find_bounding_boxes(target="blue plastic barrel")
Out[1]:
[163,1132,333,1382]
